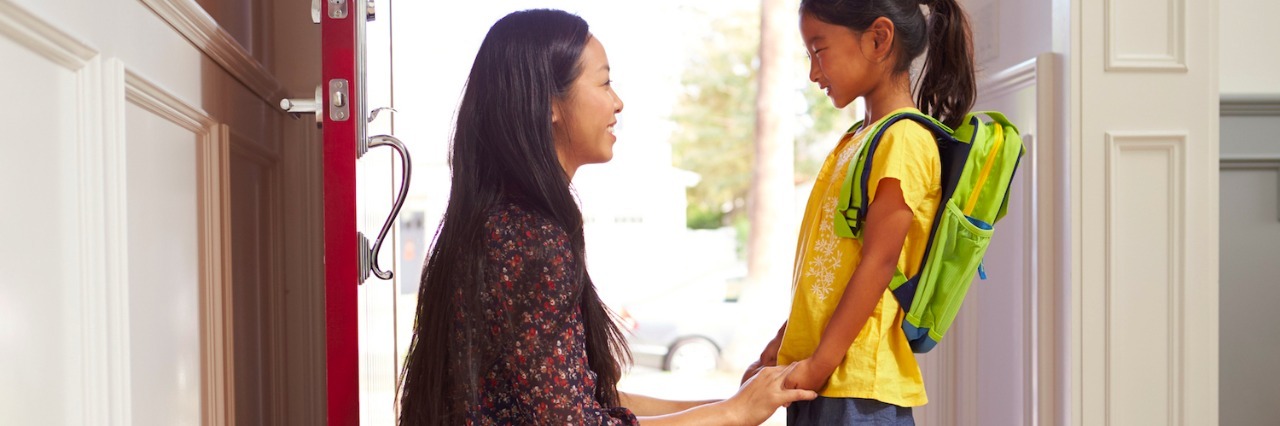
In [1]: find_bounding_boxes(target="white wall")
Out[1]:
[1219,111,1280,426]
[1220,0,1280,95]
[964,0,1054,78]
[1218,2,1279,423]
[911,2,1059,425]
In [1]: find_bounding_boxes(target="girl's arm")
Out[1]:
[783,179,914,390]
[634,364,816,425]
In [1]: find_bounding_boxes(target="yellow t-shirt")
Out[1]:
[777,107,941,407]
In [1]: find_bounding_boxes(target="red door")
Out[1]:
[321,0,360,423]
[311,0,408,424]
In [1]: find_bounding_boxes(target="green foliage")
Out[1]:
[670,9,850,230]
[686,203,726,230]
[670,10,760,229]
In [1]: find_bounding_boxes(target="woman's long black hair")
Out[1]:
[397,9,630,425]
[800,0,976,129]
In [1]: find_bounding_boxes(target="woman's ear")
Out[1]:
[551,101,561,123]
[868,16,896,62]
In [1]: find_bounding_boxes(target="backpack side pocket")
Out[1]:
[908,198,994,345]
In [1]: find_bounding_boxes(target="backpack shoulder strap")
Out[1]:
[835,111,952,239]
[969,111,1018,133]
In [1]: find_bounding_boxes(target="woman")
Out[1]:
[397,8,816,426]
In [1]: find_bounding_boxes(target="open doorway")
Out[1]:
[357,1,837,424]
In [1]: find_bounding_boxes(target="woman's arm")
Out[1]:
[619,393,717,417]
[783,179,914,390]
[635,365,816,426]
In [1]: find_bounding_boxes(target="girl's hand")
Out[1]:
[782,358,836,391]
[727,364,818,425]
[741,322,788,384]
[741,359,767,385]
[740,335,783,384]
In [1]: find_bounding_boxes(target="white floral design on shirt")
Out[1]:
[803,135,864,302]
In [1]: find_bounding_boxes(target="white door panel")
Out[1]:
[124,100,203,426]
[0,4,98,423]
[2,0,316,423]
[0,35,85,426]
[1076,0,1219,423]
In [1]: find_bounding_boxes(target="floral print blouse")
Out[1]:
[462,202,639,425]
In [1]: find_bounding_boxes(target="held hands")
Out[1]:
[781,357,837,392]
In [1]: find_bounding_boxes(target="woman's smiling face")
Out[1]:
[553,36,625,177]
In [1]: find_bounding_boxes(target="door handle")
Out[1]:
[357,134,411,282]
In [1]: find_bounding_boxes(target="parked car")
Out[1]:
[616,300,738,373]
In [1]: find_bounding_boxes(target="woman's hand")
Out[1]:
[781,358,836,391]
[725,364,818,425]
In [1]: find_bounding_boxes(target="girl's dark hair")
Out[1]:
[800,0,975,129]
[397,9,629,425]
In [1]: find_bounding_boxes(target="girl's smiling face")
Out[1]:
[800,12,880,109]
[552,36,625,177]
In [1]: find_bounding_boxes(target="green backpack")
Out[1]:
[835,111,1024,353]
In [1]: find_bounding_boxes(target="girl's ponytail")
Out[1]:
[915,0,975,129]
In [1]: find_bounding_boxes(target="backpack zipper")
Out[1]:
[963,122,1004,216]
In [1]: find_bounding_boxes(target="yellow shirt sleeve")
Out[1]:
[865,120,942,279]
[867,121,941,213]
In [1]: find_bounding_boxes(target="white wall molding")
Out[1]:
[124,68,216,131]
[102,59,134,426]
[76,56,110,426]
[1103,132,1187,426]
[1104,0,1187,71]
[980,57,1039,101]
[965,52,1059,426]
[137,0,285,106]
[1032,52,1061,426]
[1220,156,1280,222]
[0,0,94,67]
[121,65,235,426]
[1221,95,1280,117]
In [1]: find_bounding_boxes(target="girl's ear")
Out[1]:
[551,101,561,123]
[867,16,896,62]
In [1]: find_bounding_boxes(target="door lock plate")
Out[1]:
[327,0,347,19]
[329,79,350,122]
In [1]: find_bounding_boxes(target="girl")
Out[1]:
[396,9,815,426]
[743,0,975,424]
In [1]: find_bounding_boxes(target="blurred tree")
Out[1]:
[669,7,845,234]
[747,0,798,300]
[670,10,759,231]
[669,0,852,369]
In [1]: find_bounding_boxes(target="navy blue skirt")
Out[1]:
[786,396,915,426]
